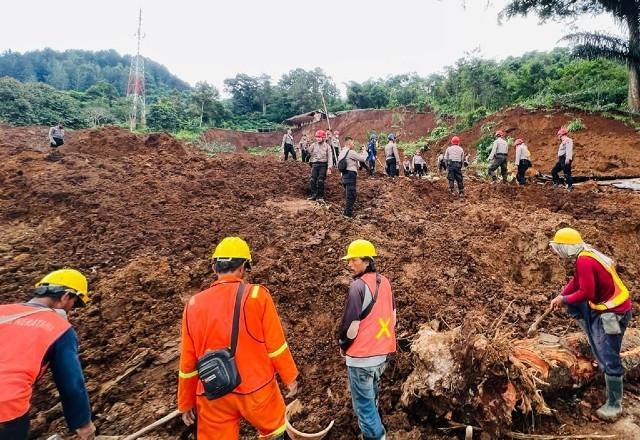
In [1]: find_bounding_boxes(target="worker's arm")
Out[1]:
[444,149,449,161]
[258,286,299,386]
[349,150,368,163]
[338,280,365,352]
[393,145,400,163]
[563,257,595,304]
[515,146,521,165]
[177,305,198,412]
[48,328,92,432]
[48,127,55,142]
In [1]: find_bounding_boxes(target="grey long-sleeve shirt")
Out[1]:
[488,138,508,161]
[444,145,465,162]
[515,144,531,164]
[49,126,64,141]
[282,133,294,148]
[384,142,400,162]
[412,154,426,166]
[338,147,368,173]
[308,141,334,165]
[557,136,574,161]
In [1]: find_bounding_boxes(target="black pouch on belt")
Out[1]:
[196,283,244,400]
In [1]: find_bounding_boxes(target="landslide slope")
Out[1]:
[0,125,639,438]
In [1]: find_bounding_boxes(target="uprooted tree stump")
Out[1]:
[401,320,640,435]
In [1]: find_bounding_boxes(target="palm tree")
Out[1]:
[501,1,640,112]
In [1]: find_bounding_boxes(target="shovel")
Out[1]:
[285,399,334,440]
[527,306,553,337]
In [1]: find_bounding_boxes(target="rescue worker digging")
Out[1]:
[0,269,95,440]
[384,133,400,178]
[551,127,574,191]
[338,136,368,218]
[549,228,632,422]
[487,130,509,183]
[307,130,334,202]
[339,240,396,440]
[445,136,465,196]
[178,237,299,439]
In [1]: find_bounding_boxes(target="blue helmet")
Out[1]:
[369,132,378,140]
[387,133,395,141]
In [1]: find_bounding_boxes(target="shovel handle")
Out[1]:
[527,307,553,336]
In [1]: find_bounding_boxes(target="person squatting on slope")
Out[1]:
[339,240,396,440]
[366,134,378,176]
[487,130,509,183]
[549,228,632,422]
[514,139,532,185]
[338,137,368,218]
[445,136,465,196]
[282,129,296,161]
[551,127,574,191]
[49,123,65,149]
[178,237,299,439]
[0,269,95,440]
[307,130,334,202]
[384,133,400,178]
[412,151,427,177]
[402,156,412,176]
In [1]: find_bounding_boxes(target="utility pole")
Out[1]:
[127,8,146,131]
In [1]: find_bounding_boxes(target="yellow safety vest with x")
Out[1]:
[376,318,391,339]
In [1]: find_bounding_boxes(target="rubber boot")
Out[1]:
[596,374,623,421]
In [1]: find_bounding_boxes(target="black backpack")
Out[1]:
[196,283,245,400]
[338,152,349,173]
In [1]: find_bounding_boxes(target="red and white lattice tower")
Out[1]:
[127,9,146,130]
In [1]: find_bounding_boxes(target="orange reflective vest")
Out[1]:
[178,276,298,412]
[347,273,396,358]
[0,304,71,422]
[580,250,631,311]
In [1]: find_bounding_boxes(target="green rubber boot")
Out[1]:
[596,374,623,422]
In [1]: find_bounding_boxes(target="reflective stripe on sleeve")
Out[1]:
[250,285,260,299]
[259,422,287,438]
[268,342,289,358]
[179,370,198,379]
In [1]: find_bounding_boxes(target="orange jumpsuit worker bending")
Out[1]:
[177,237,299,439]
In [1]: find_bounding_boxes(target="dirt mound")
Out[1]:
[1,125,639,438]
[428,107,640,178]
[202,108,439,151]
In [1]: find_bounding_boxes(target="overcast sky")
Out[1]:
[2,0,618,95]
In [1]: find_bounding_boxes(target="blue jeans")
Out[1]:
[566,302,632,376]
[347,362,386,440]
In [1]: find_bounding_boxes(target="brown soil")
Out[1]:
[427,106,640,178]
[203,108,440,151]
[1,124,640,439]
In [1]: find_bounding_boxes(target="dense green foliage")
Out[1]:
[0,49,190,94]
[0,47,630,133]
[501,0,640,111]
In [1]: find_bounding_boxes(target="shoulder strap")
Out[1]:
[0,308,50,325]
[359,274,381,320]
[229,283,245,356]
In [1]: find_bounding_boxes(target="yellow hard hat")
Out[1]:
[342,239,377,260]
[211,237,252,261]
[36,268,90,306]
[550,227,584,245]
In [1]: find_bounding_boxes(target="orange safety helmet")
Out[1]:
[451,136,460,145]
[557,127,568,137]
[315,130,326,139]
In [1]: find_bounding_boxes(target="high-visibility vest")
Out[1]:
[579,251,631,311]
[0,304,71,422]
[347,273,397,358]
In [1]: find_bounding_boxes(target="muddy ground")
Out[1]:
[0,125,639,439]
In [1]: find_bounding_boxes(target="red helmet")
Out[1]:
[557,128,568,137]
[451,136,460,145]
[315,130,326,139]
[495,130,505,137]
[514,138,524,146]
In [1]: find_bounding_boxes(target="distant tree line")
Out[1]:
[0,47,629,133]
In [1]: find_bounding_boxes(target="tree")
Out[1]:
[147,99,180,131]
[501,0,640,112]
[278,68,339,115]
[224,74,261,114]
[191,81,221,127]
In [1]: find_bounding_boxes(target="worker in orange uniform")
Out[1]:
[178,237,299,439]
[0,269,95,440]
[339,240,396,440]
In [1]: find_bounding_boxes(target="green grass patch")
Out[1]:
[567,118,586,132]
[247,146,281,156]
